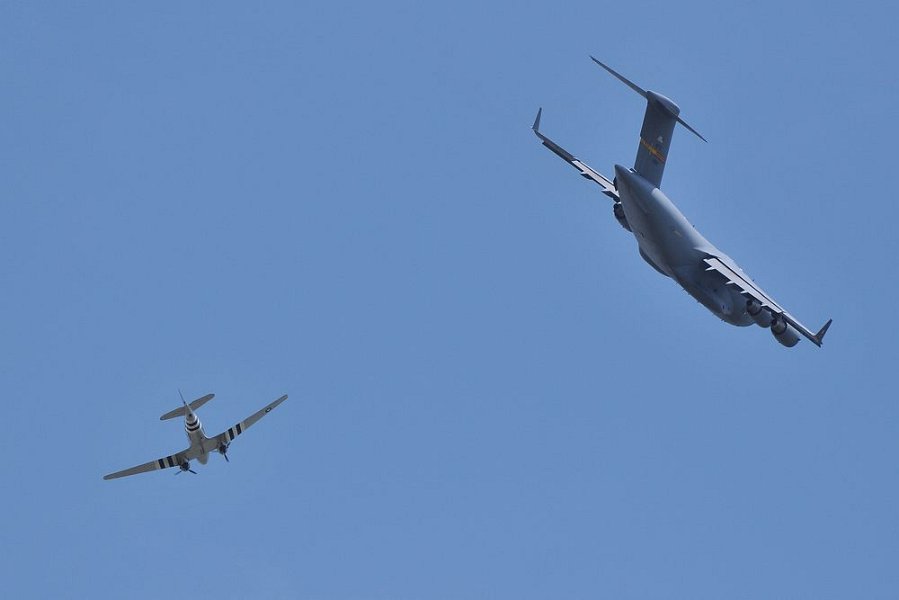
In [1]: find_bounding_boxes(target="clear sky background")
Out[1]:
[2,1,897,598]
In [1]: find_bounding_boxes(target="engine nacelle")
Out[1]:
[771,316,800,347]
[613,203,631,232]
[746,299,773,327]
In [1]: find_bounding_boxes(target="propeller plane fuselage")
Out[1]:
[182,403,212,466]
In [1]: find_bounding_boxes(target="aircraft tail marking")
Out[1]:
[590,56,705,188]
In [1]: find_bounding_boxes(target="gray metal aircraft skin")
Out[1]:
[103,392,287,479]
[534,57,831,347]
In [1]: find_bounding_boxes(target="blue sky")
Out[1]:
[2,1,897,598]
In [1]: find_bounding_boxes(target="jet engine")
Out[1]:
[613,203,631,232]
[746,299,773,327]
[771,316,800,347]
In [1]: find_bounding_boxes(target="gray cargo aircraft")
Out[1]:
[103,392,287,479]
[533,57,831,347]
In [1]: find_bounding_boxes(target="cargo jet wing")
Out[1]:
[704,255,832,347]
[532,108,618,201]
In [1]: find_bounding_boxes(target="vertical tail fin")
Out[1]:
[812,318,833,347]
[633,92,679,188]
[590,57,706,189]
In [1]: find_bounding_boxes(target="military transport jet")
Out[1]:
[103,392,287,480]
[533,57,832,347]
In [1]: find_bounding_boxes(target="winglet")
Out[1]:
[533,107,542,133]
[812,318,833,347]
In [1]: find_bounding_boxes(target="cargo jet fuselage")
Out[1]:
[612,162,749,326]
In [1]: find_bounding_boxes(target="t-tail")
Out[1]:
[590,57,706,189]
[160,392,215,420]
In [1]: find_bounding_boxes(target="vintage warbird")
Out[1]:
[103,392,287,480]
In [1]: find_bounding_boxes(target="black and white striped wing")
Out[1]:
[212,394,288,447]
[103,447,196,480]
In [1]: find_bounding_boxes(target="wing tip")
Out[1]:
[532,107,542,132]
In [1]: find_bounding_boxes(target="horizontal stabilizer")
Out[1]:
[160,393,215,420]
[676,115,707,143]
[589,55,707,144]
[590,56,647,98]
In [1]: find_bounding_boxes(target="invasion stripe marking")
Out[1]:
[166,456,176,468]
[158,459,166,469]
[640,138,666,163]
[228,427,235,441]
[236,423,243,435]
